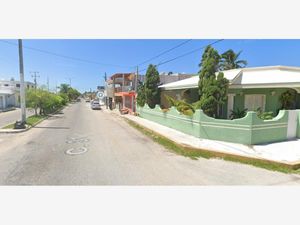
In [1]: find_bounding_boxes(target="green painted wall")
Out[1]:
[199,111,253,144]
[137,104,290,145]
[250,110,288,144]
[228,88,295,116]
[296,94,300,109]
[138,104,201,137]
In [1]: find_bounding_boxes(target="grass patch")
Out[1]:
[1,114,47,129]
[2,123,15,129]
[124,118,300,174]
[26,115,47,126]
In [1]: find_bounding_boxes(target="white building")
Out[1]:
[0,79,35,110]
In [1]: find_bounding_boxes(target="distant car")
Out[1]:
[85,99,90,102]
[91,101,101,110]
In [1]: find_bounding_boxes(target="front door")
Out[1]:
[244,94,266,111]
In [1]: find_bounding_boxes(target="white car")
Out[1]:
[91,101,101,110]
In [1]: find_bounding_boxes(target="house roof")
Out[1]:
[0,89,15,95]
[138,73,195,85]
[158,66,300,92]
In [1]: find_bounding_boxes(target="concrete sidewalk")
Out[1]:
[103,109,300,166]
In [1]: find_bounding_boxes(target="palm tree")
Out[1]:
[219,50,247,70]
[279,90,296,109]
[59,83,70,94]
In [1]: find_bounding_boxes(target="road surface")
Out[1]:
[0,108,34,128]
[0,101,300,185]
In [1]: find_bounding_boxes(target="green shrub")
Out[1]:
[230,108,247,119]
[26,88,68,115]
[256,107,274,120]
[279,90,296,109]
[165,95,195,116]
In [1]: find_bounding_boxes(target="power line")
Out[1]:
[138,39,224,73]
[0,40,131,69]
[137,39,192,66]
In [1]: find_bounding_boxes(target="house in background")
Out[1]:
[0,79,35,111]
[106,73,136,112]
[106,72,195,113]
[159,66,300,118]
[138,72,195,85]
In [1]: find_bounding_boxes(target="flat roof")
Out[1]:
[159,65,300,91]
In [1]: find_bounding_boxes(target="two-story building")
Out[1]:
[106,73,135,112]
[105,72,195,113]
[0,79,35,111]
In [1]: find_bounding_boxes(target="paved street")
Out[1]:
[0,108,34,128]
[0,101,300,185]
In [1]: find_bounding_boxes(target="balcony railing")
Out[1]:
[115,85,133,93]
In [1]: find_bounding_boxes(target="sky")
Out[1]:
[1,39,300,93]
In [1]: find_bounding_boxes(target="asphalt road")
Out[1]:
[0,101,300,185]
[0,108,34,128]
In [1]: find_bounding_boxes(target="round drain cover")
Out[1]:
[65,147,88,155]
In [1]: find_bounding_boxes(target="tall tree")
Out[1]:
[59,83,80,101]
[196,46,229,118]
[136,81,146,107]
[59,83,70,94]
[144,64,160,108]
[219,49,247,70]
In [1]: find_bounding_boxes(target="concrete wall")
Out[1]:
[138,104,201,138]
[137,104,293,145]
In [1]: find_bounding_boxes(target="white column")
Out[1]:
[287,110,299,139]
[3,95,6,108]
[227,94,235,118]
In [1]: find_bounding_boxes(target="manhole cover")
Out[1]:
[65,147,88,155]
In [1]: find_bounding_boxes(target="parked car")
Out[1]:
[91,101,101,110]
[85,98,90,102]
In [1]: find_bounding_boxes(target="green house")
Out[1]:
[159,66,300,118]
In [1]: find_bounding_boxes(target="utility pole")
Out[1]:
[18,39,26,125]
[30,71,40,89]
[65,77,72,87]
[133,66,139,112]
[135,66,139,92]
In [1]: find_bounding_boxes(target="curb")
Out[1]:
[0,125,31,133]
